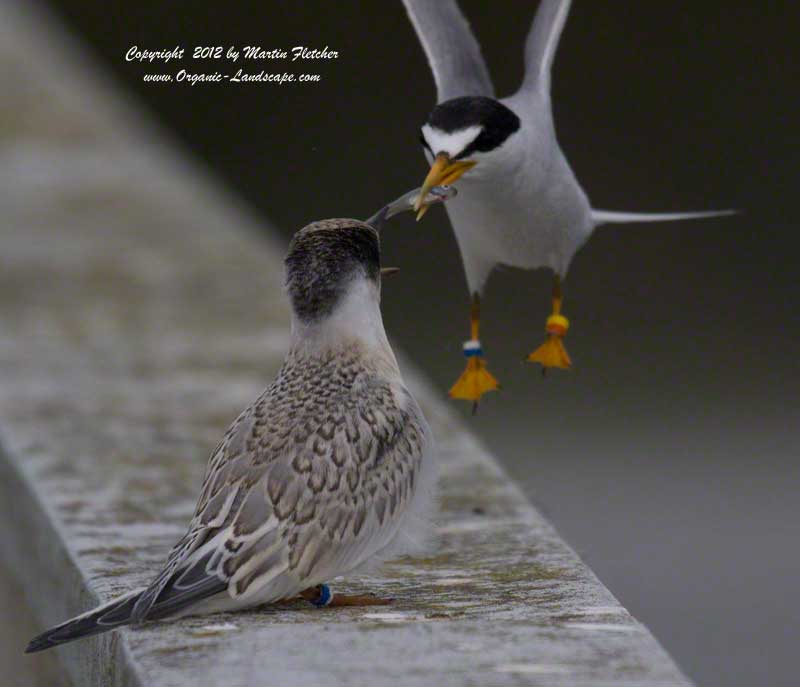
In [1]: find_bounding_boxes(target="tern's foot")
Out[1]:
[301,585,393,608]
[527,314,572,370]
[449,341,499,409]
[328,593,393,607]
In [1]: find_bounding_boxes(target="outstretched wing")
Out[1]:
[518,0,572,96]
[402,0,494,102]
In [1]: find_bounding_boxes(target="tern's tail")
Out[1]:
[25,590,142,653]
[591,209,737,225]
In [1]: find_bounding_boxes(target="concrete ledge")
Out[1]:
[0,1,691,685]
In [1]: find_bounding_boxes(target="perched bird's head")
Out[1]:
[286,219,396,325]
[415,96,521,216]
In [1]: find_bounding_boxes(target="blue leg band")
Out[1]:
[310,584,333,607]
[463,339,482,357]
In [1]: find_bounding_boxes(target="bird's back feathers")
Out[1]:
[27,342,434,652]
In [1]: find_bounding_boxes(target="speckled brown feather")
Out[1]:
[130,220,433,622]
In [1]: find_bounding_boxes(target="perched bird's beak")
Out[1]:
[414,153,476,220]
[380,266,400,278]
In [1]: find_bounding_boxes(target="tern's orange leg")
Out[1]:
[449,293,499,412]
[300,585,393,608]
[527,276,572,373]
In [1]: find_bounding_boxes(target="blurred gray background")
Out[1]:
[19,1,800,685]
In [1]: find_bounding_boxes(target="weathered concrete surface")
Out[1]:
[0,1,692,686]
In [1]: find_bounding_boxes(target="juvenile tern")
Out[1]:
[403,0,734,406]
[26,219,436,652]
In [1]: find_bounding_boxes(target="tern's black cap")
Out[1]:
[424,96,520,159]
[285,219,380,322]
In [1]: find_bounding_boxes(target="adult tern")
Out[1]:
[404,0,734,407]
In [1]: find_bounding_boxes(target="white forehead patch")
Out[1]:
[421,124,482,158]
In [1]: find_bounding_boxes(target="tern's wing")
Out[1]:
[402,0,494,102]
[518,0,572,97]
[131,373,430,621]
[28,373,433,652]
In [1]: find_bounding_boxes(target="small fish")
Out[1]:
[366,185,456,230]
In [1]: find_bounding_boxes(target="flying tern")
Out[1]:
[403,0,734,407]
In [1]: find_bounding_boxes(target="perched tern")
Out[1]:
[26,219,436,653]
[403,0,735,407]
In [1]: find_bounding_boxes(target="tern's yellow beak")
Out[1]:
[414,153,476,220]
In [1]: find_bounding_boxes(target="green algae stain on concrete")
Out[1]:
[487,563,571,584]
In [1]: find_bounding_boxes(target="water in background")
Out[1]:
[36,2,800,686]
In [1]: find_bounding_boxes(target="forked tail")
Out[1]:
[592,209,737,225]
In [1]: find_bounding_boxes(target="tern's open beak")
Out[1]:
[414,153,476,220]
[380,266,400,278]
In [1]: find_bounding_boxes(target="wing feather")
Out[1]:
[519,0,572,96]
[402,0,494,102]
[132,366,432,621]
[29,357,435,652]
